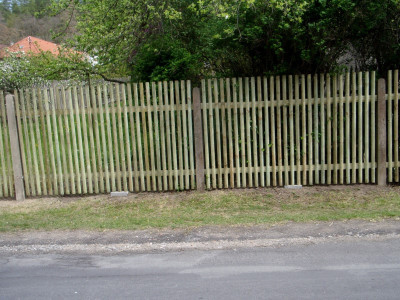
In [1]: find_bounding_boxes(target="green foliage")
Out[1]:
[5,0,400,81]
[0,49,94,90]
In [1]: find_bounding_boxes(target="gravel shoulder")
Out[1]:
[1,219,399,255]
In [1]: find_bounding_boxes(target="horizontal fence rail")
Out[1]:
[0,70,399,199]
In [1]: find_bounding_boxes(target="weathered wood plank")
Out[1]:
[270,76,277,186]
[264,77,271,186]
[251,77,259,187]
[276,76,283,186]
[181,81,190,189]
[227,78,235,187]
[282,76,289,186]
[233,78,241,187]
[295,75,301,185]
[220,79,229,188]
[146,82,156,191]
[358,72,364,183]
[257,77,265,187]
[371,72,376,183]
[313,74,319,184]
[320,74,326,184]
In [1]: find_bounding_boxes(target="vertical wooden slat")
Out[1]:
[282,76,289,186]
[14,91,30,196]
[146,82,156,191]
[251,77,259,187]
[364,72,370,183]
[193,87,205,191]
[301,75,307,185]
[233,78,241,187]
[257,77,265,187]
[34,89,47,195]
[394,70,399,183]
[270,76,277,186]
[99,85,110,193]
[208,80,216,188]
[371,72,376,183]
[170,81,179,190]
[90,86,102,193]
[135,83,145,191]
[181,81,190,189]
[245,77,253,187]
[25,90,41,194]
[67,88,80,194]
[43,89,59,195]
[104,84,116,191]
[227,78,235,187]
[377,78,387,186]
[345,73,351,184]
[74,87,87,193]
[313,75,319,184]
[220,79,229,188]
[276,76,283,186]
[51,87,65,195]
[140,83,150,190]
[326,75,332,184]
[239,78,247,187]
[37,89,50,195]
[187,81,195,189]
[62,88,74,194]
[122,84,133,191]
[164,81,173,190]
[50,88,64,195]
[180,81,189,189]
[175,81,184,190]
[388,70,393,182]
[153,82,162,191]
[351,73,357,183]
[201,80,210,189]
[80,87,92,194]
[85,86,98,194]
[358,72,363,183]
[307,75,313,185]
[320,74,326,184]
[114,84,124,191]
[213,79,223,188]
[264,77,271,186]
[339,74,344,184]
[128,84,139,192]
[0,92,7,196]
[158,82,167,190]
[5,94,24,200]
[332,75,337,185]
[18,91,33,196]
[295,76,301,185]
[288,76,295,185]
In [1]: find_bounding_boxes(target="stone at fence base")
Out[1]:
[110,191,129,197]
[284,185,303,189]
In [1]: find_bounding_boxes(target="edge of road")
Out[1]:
[1,219,399,255]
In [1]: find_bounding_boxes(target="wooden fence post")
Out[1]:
[377,78,387,186]
[193,87,205,191]
[5,94,25,200]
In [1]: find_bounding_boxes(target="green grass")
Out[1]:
[0,186,399,232]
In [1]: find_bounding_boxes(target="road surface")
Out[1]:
[1,234,399,299]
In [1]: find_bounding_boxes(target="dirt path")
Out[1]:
[1,219,399,255]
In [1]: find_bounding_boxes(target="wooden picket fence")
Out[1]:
[0,70,399,199]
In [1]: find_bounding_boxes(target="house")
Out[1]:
[0,36,78,58]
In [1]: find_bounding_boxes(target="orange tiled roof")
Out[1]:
[0,36,65,58]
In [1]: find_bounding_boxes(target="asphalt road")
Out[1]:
[1,236,400,299]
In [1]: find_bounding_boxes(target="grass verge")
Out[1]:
[0,185,399,232]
